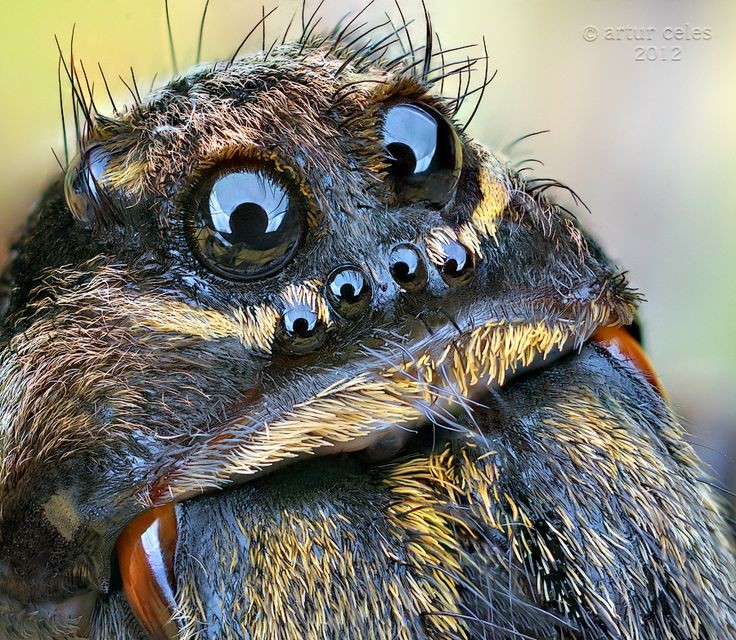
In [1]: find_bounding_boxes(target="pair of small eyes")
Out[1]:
[189,102,462,281]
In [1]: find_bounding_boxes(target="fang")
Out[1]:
[116,504,179,640]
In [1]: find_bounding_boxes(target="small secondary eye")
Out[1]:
[382,103,462,207]
[389,243,428,291]
[189,168,303,281]
[277,302,328,355]
[325,266,372,318]
[437,239,475,285]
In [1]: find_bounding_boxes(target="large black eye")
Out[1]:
[189,168,303,280]
[382,103,462,207]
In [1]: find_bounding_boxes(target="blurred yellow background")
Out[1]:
[1,0,734,485]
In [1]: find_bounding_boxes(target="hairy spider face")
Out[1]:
[0,19,734,640]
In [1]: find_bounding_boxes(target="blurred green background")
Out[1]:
[1,1,734,486]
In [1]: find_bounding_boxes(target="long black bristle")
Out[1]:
[420,0,432,81]
[335,18,392,69]
[385,11,407,51]
[402,45,478,79]
[502,130,551,154]
[118,74,140,107]
[454,57,473,115]
[435,32,446,94]
[55,26,93,155]
[384,43,429,71]
[164,0,179,75]
[129,66,142,103]
[328,0,377,55]
[97,62,118,115]
[461,38,494,133]
[78,59,98,117]
[56,57,69,167]
[59,26,92,127]
[299,0,326,47]
[393,0,415,67]
[428,56,486,90]
[195,0,211,64]
[228,6,279,68]
[261,5,267,50]
[280,11,297,46]
[264,34,280,60]
[51,147,66,174]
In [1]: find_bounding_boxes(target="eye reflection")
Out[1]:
[384,106,439,174]
[208,172,289,243]
[325,266,372,318]
[382,103,462,207]
[64,145,113,228]
[389,243,428,291]
[189,168,303,281]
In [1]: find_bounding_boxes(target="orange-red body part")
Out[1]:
[592,326,664,396]
[116,504,179,640]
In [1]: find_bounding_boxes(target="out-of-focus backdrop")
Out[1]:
[1,1,734,487]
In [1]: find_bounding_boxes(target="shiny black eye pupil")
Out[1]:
[386,142,417,177]
[382,103,462,207]
[229,203,267,242]
[292,316,311,338]
[340,283,356,302]
[284,306,316,334]
[392,261,411,280]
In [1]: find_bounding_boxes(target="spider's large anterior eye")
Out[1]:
[382,103,462,207]
[189,168,303,280]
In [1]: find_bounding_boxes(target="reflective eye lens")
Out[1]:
[326,266,372,318]
[382,103,462,207]
[277,304,327,355]
[64,145,112,228]
[437,240,475,285]
[389,244,428,291]
[190,168,303,280]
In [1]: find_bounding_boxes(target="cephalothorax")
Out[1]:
[0,7,734,640]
